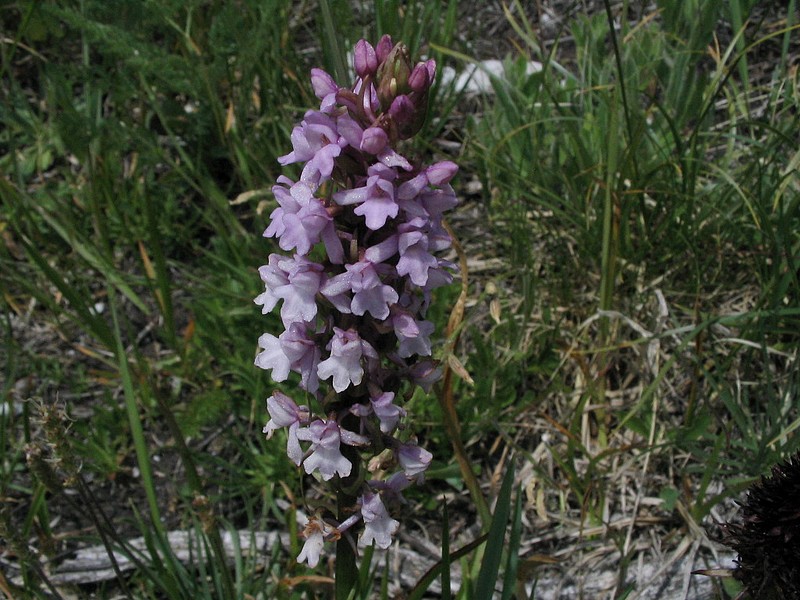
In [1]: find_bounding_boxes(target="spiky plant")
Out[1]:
[724,452,800,599]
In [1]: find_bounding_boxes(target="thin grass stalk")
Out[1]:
[504,487,524,600]
[357,542,376,598]
[595,0,637,448]
[441,500,451,600]
[595,95,620,449]
[728,0,751,96]
[108,292,164,536]
[781,0,798,68]
[379,552,390,598]
[319,0,350,84]
[142,190,177,348]
[603,0,639,182]
[407,533,488,600]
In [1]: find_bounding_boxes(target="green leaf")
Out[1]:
[500,485,523,600]
[441,500,451,600]
[474,463,515,598]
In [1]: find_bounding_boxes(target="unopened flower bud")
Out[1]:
[310,68,338,99]
[408,63,429,92]
[389,94,425,139]
[354,39,378,78]
[360,126,388,154]
[375,34,394,64]
[388,94,414,123]
[424,59,436,84]
[376,43,412,108]
[426,161,458,186]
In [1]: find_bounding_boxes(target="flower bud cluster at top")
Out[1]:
[254,35,458,567]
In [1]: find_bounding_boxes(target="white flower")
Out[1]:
[297,516,332,567]
[359,493,398,549]
[297,419,367,481]
[397,442,432,482]
[262,392,309,465]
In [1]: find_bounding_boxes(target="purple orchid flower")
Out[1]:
[317,327,378,393]
[256,36,457,564]
[359,492,399,549]
[297,419,368,480]
[263,391,309,465]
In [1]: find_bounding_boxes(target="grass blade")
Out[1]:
[474,463,515,599]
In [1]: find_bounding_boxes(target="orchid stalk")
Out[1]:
[254,36,458,588]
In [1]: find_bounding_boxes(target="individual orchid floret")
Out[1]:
[388,94,415,123]
[425,160,458,186]
[273,256,325,326]
[354,39,378,78]
[297,515,334,567]
[396,318,434,358]
[278,111,344,184]
[396,219,439,287]
[396,441,433,482]
[254,254,290,315]
[310,68,339,112]
[298,419,368,480]
[266,178,337,257]
[348,260,399,319]
[317,327,378,393]
[254,254,327,326]
[257,322,320,392]
[360,126,389,154]
[279,323,321,393]
[333,167,399,231]
[254,332,292,382]
[407,62,430,92]
[359,492,399,549]
[263,391,310,465]
[375,34,394,64]
[370,392,406,433]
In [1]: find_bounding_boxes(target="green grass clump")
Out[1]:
[460,0,800,534]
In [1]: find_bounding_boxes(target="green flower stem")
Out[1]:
[336,488,359,600]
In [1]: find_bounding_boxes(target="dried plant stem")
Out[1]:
[440,222,491,530]
[440,367,491,530]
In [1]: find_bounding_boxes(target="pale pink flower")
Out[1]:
[359,493,398,549]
